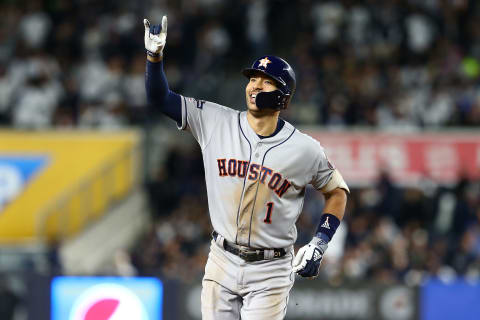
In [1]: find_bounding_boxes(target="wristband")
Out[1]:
[315,213,340,242]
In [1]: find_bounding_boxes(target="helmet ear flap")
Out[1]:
[255,90,289,110]
[282,94,292,110]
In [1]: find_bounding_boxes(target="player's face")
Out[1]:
[245,75,279,111]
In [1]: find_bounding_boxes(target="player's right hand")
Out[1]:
[292,236,328,279]
[144,16,168,58]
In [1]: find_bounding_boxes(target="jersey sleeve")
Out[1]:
[310,143,335,190]
[177,95,229,149]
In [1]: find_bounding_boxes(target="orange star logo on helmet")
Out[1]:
[258,57,271,69]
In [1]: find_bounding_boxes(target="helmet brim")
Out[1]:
[242,68,288,94]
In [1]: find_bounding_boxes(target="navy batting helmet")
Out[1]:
[242,56,296,110]
[242,55,296,96]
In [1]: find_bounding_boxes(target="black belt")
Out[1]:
[212,231,286,262]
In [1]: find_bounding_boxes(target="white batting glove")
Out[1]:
[143,16,168,58]
[292,236,328,279]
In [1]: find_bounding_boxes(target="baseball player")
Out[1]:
[144,16,349,319]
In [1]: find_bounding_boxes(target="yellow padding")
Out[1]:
[0,130,140,244]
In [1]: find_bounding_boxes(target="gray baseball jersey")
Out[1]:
[178,96,334,249]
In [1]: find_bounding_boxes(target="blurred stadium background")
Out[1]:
[0,0,479,319]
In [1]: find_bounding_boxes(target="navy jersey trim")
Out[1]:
[236,112,253,245]
[257,118,285,139]
[247,127,296,247]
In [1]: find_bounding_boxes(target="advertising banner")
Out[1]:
[51,276,163,320]
[24,275,479,320]
[421,278,480,320]
[304,131,480,186]
[181,280,419,320]
[286,280,418,320]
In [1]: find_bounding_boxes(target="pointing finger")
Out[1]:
[143,19,151,40]
[161,15,168,34]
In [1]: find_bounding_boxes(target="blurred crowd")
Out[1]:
[132,146,480,285]
[0,0,480,129]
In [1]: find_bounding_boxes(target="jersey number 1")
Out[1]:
[264,202,274,224]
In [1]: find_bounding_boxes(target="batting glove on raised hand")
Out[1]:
[143,16,167,58]
[292,236,328,278]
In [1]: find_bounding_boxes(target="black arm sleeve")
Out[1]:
[145,60,182,124]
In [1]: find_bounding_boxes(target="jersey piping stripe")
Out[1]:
[180,96,188,130]
[236,112,253,245]
[247,127,296,247]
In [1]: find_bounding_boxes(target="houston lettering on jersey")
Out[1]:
[217,158,292,197]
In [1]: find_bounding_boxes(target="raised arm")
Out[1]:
[144,17,182,123]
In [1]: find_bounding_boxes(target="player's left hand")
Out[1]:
[292,236,328,278]
[143,16,168,58]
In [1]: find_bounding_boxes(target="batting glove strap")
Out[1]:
[292,237,328,278]
[146,50,160,58]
